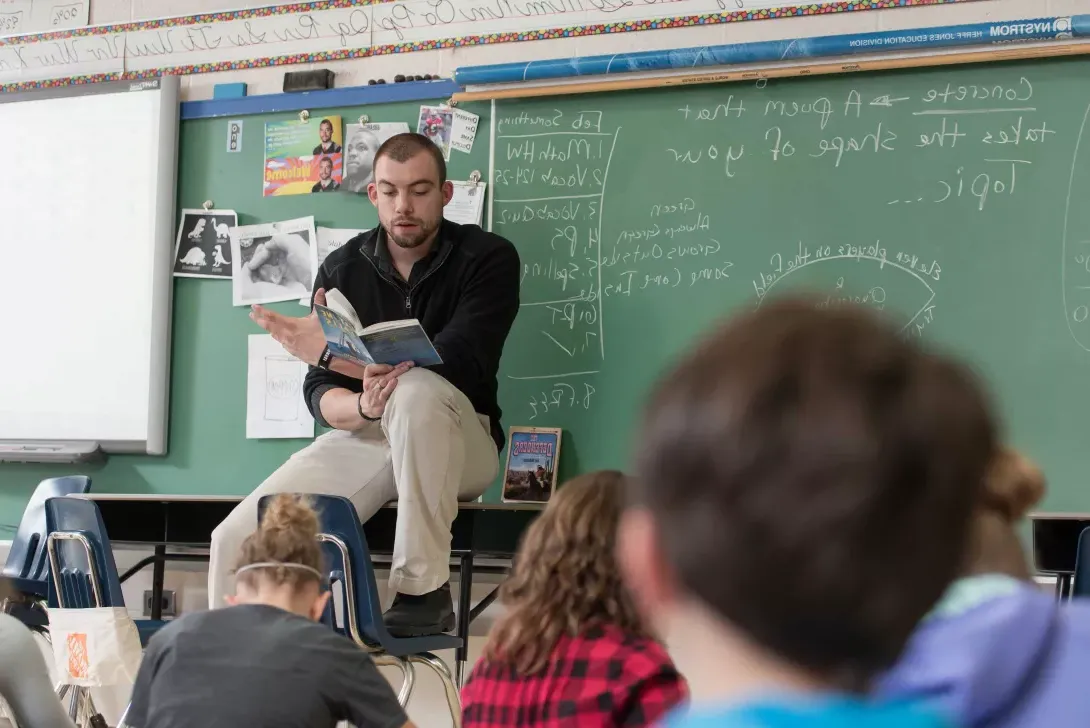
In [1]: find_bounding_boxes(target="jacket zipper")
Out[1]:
[360,239,454,316]
[405,243,454,313]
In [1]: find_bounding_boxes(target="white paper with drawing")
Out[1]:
[231,216,316,306]
[246,334,314,439]
[300,226,366,305]
[445,181,486,226]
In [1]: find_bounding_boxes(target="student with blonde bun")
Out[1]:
[123,495,412,728]
[878,448,1090,727]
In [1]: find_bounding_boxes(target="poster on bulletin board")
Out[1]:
[263,116,344,197]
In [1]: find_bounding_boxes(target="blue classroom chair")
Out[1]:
[1,476,91,629]
[44,496,164,645]
[1073,526,1090,598]
[44,495,165,722]
[258,494,462,727]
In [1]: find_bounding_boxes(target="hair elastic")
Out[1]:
[235,561,323,580]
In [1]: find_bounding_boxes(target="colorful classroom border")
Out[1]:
[0,0,980,93]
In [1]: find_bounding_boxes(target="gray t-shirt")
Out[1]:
[124,604,407,728]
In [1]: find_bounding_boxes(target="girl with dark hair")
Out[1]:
[123,495,412,728]
[461,470,687,727]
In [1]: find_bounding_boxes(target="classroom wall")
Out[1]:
[87,0,1079,100]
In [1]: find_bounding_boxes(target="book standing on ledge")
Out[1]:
[502,427,562,504]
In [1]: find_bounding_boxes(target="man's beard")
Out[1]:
[386,217,436,249]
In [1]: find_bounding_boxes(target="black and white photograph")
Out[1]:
[172,209,238,279]
[231,216,317,306]
[342,122,410,194]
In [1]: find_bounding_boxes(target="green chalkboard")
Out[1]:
[0,98,490,532]
[490,56,1090,513]
[8,56,1090,532]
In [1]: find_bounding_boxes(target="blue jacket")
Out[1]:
[877,576,1090,727]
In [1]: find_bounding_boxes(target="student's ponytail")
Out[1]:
[963,448,1045,580]
[234,495,323,589]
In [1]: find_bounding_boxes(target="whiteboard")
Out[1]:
[0,78,178,454]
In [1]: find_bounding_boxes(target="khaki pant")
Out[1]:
[208,368,499,608]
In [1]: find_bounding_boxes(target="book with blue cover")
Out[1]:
[314,288,442,368]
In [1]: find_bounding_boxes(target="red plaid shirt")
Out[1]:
[461,623,687,727]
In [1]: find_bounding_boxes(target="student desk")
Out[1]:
[1030,512,1090,599]
[80,494,542,676]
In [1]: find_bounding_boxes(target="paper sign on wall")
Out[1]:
[246,334,314,440]
[450,109,481,156]
[226,119,243,153]
[445,181,486,226]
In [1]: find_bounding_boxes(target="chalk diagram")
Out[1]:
[754,246,937,335]
[263,355,302,421]
[1062,102,1090,352]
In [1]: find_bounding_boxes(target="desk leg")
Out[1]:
[1056,573,1073,601]
[455,553,474,687]
[151,546,166,620]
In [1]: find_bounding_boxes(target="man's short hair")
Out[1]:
[319,156,332,167]
[319,118,333,130]
[374,132,447,185]
[633,298,997,691]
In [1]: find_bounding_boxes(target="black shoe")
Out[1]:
[383,583,456,637]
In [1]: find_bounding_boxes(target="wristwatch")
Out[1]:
[316,345,334,370]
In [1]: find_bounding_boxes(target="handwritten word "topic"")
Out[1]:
[890,160,1031,211]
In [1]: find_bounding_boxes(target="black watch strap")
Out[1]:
[316,345,334,370]
[358,392,381,422]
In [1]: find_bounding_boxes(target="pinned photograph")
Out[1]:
[231,216,317,306]
[263,116,344,196]
[502,427,562,504]
[312,155,340,193]
[172,209,237,279]
[342,122,410,194]
[417,105,454,161]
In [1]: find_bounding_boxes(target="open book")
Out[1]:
[314,289,442,368]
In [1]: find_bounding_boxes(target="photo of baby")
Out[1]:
[231,217,317,306]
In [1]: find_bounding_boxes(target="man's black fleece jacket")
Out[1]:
[303,221,521,450]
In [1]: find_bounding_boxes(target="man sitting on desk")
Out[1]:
[210,133,521,637]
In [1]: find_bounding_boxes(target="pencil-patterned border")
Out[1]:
[0,0,982,93]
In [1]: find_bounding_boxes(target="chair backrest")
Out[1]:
[257,494,386,644]
[2,476,91,583]
[1074,526,1090,598]
[44,496,126,609]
